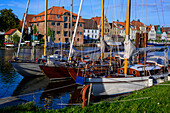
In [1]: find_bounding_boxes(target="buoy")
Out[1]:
[80,85,90,108]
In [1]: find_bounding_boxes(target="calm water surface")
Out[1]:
[0,48,83,109]
[0,46,170,109]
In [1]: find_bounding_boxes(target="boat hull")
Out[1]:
[9,61,44,77]
[82,73,169,96]
[39,65,71,80]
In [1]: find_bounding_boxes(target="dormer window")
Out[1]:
[64,16,67,22]
[57,15,60,19]
[34,17,36,20]
[39,16,41,20]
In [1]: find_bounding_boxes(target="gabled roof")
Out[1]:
[91,16,101,26]
[83,19,98,29]
[130,20,145,30]
[4,29,17,35]
[26,14,36,26]
[22,14,36,27]
[30,6,84,23]
[146,25,152,31]
[114,21,126,27]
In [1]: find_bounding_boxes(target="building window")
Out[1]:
[51,22,55,25]
[57,15,60,19]
[64,31,67,36]
[64,23,68,28]
[74,17,76,20]
[57,23,60,26]
[65,38,69,43]
[69,17,71,22]
[80,23,82,27]
[59,38,60,41]
[57,31,60,34]
[39,16,41,20]
[34,17,36,20]
[80,32,82,35]
[95,30,97,33]
[88,30,89,33]
[37,31,39,34]
[84,30,85,32]
[77,38,79,41]
[92,30,93,33]
[64,16,67,22]
[72,23,74,26]
[37,23,39,26]
[69,32,70,37]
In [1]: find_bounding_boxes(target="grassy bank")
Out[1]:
[0,81,170,113]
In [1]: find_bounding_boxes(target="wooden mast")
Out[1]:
[61,25,63,60]
[70,0,73,42]
[124,0,131,75]
[101,0,104,61]
[44,0,47,57]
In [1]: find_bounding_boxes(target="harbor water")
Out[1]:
[0,46,170,109]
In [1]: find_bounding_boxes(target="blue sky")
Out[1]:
[0,0,170,27]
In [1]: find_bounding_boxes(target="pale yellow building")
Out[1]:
[4,29,21,42]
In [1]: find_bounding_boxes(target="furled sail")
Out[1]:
[69,46,100,57]
[124,35,136,59]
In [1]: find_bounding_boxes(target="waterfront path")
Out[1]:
[0,96,27,108]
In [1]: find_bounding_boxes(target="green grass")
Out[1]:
[1,81,170,113]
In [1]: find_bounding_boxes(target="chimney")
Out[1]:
[62,6,64,9]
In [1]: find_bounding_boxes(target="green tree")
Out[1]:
[0,8,20,32]
[47,27,55,41]
[13,34,20,44]
[33,25,37,34]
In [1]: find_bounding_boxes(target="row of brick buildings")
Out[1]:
[4,6,170,45]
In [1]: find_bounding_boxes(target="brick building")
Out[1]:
[91,15,111,37]
[29,6,85,45]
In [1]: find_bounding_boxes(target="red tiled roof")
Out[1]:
[114,21,126,27]
[4,29,17,35]
[26,14,36,26]
[22,14,36,27]
[30,6,84,23]
[146,25,152,31]
[91,17,101,25]
[130,21,144,30]
[20,21,28,29]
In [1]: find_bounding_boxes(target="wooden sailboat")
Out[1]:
[75,0,169,96]
[9,0,48,77]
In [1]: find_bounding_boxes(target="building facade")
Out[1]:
[29,6,85,45]
[91,15,111,37]
[4,29,21,42]
[148,25,156,40]
[83,19,99,40]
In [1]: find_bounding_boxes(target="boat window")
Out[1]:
[157,58,164,65]
[54,51,59,54]
[132,70,136,75]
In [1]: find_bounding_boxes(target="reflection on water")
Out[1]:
[0,46,170,109]
[0,48,83,109]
